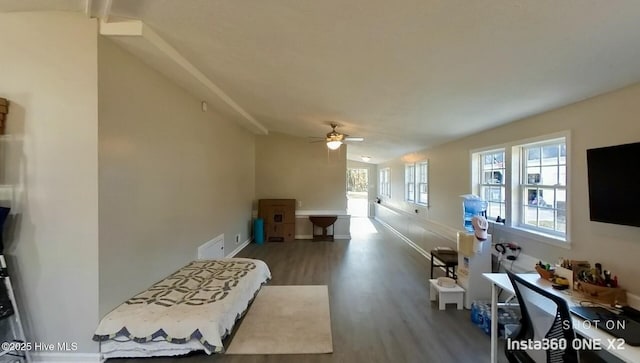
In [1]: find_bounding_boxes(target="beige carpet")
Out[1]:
[226,285,333,354]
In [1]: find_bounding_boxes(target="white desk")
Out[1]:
[483,273,640,363]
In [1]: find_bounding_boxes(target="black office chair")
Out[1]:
[506,271,580,363]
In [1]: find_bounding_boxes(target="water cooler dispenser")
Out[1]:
[461,194,487,232]
[457,195,492,309]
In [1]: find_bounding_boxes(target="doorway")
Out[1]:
[347,168,369,217]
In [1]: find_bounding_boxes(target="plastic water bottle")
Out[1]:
[498,312,510,338]
[483,312,492,335]
[477,305,485,328]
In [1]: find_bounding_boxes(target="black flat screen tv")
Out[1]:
[586,141,640,227]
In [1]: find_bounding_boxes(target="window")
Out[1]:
[471,132,570,243]
[405,164,415,202]
[404,161,429,205]
[478,149,505,220]
[417,161,429,205]
[519,139,567,236]
[379,168,390,198]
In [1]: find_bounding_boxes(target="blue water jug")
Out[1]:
[461,194,487,232]
[254,218,264,245]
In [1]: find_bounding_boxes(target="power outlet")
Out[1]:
[235,234,241,244]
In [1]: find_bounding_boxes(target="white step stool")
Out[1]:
[429,279,465,310]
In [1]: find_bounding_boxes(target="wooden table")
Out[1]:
[309,216,338,241]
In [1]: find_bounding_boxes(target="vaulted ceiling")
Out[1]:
[3,0,640,163]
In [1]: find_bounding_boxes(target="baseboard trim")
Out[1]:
[32,352,102,362]
[226,238,251,258]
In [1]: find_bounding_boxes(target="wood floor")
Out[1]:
[112,218,502,363]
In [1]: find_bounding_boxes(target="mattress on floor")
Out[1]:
[100,336,204,358]
[94,258,271,356]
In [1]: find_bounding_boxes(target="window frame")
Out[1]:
[516,138,567,239]
[470,131,571,246]
[476,148,506,221]
[379,168,391,198]
[403,161,430,206]
[417,161,429,206]
[405,164,415,202]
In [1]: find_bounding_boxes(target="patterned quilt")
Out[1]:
[93,258,271,354]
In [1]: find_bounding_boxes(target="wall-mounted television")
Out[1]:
[586,141,640,227]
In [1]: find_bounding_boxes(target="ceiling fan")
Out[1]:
[311,122,364,150]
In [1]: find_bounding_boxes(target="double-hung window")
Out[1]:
[472,132,569,244]
[405,161,429,206]
[519,139,567,236]
[417,161,429,205]
[405,164,415,202]
[380,168,391,198]
[478,150,506,220]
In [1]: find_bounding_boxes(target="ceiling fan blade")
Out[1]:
[344,137,364,142]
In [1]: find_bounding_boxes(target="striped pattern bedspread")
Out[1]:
[93,258,271,354]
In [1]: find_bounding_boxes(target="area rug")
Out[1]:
[225,285,333,354]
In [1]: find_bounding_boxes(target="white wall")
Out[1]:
[98,37,256,316]
[0,12,99,356]
[255,132,347,212]
[377,82,640,294]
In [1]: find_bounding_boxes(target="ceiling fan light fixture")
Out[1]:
[326,140,342,150]
[361,156,371,162]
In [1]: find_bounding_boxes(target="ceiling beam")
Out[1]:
[85,0,112,21]
[99,19,268,135]
[84,0,92,17]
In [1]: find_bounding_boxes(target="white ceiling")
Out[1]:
[4,0,640,163]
